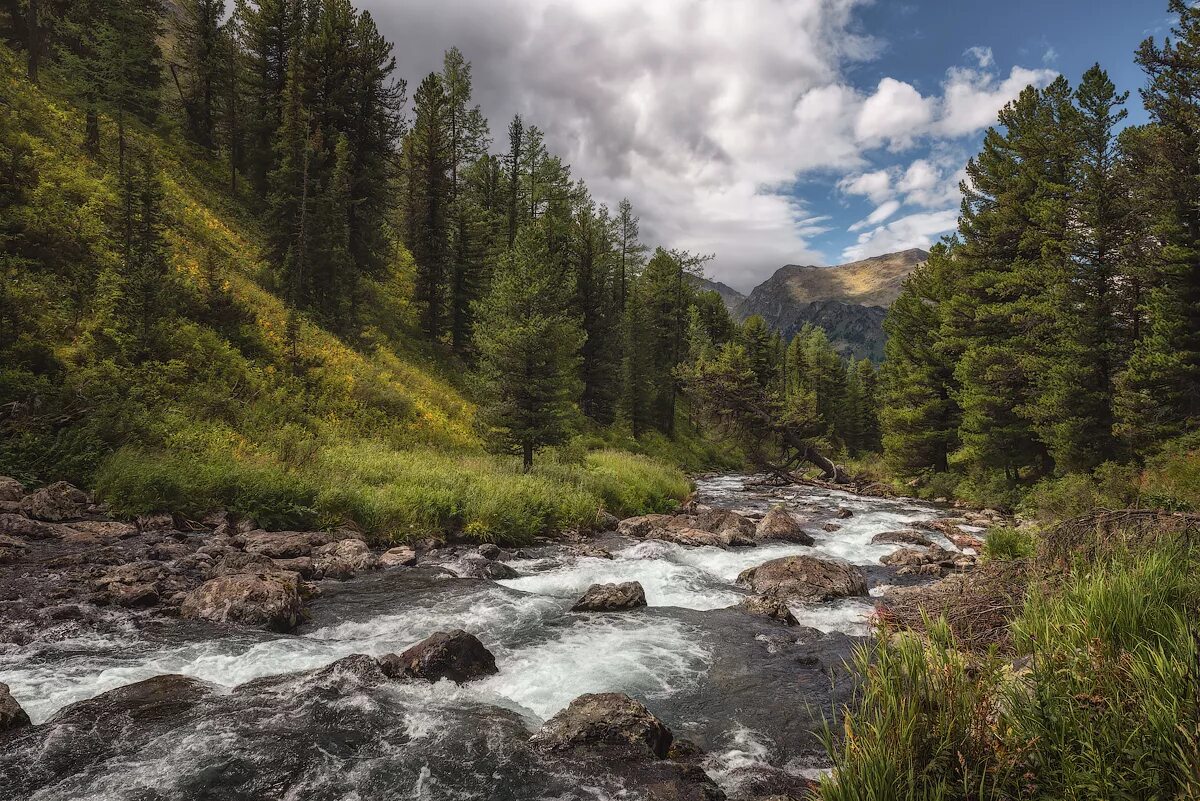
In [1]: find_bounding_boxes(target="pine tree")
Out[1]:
[1036,65,1130,471]
[474,224,583,472]
[267,63,314,311]
[175,0,226,150]
[615,198,646,309]
[405,72,451,340]
[119,146,174,362]
[236,0,300,198]
[574,199,623,423]
[504,115,524,247]
[1116,2,1200,452]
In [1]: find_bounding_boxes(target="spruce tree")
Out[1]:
[1116,2,1200,452]
[175,0,226,150]
[405,72,451,340]
[474,224,583,472]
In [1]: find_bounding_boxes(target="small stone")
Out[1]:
[477,543,502,560]
[0,682,32,732]
[531,692,673,759]
[834,507,853,519]
[379,546,418,567]
[737,594,799,625]
[0,476,24,503]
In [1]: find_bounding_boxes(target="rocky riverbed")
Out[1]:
[0,474,1005,800]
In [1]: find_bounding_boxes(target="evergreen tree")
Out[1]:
[235,0,299,197]
[615,197,646,308]
[405,72,451,340]
[119,146,175,362]
[574,199,622,423]
[1116,2,1200,451]
[267,63,314,311]
[175,0,226,150]
[475,224,583,472]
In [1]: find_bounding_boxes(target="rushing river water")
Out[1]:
[0,475,946,800]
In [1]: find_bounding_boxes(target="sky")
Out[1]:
[363,0,1174,291]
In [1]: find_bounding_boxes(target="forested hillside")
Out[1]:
[0,0,753,542]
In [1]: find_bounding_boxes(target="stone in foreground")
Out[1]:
[180,571,308,632]
[0,682,30,732]
[755,506,815,545]
[571,581,647,612]
[380,629,498,683]
[737,555,867,603]
[18,481,90,521]
[531,692,673,759]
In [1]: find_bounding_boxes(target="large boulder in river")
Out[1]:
[18,481,90,521]
[454,556,518,580]
[0,682,30,732]
[755,507,814,545]
[737,555,867,603]
[312,538,377,579]
[47,674,209,726]
[179,571,309,632]
[380,629,497,683]
[693,508,755,539]
[379,545,418,567]
[571,581,647,612]
[531,692,673,759]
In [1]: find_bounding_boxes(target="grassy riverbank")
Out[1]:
[821,510,1200,799]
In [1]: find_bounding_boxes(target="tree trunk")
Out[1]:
[85,107,100,156]
[26,0,40,83]
[522,441,533,473]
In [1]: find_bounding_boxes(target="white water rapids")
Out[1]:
[0,475,948,800]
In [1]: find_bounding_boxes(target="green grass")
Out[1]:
[979,526,1036,562]
[96,442,689,544]
[821,543,1200,800]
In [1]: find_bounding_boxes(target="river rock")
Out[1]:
[48,674,209,726]
[135,512,176,533]
[834,507,853,519]
[241,530,342,559]
[531,692,673,759]
[694,508,756,539]
[379,546,418,567]
[755,507,814,545]
[312,538,377,579]
[212,551,277,576]
[454,556,518,579]
[822,522,841,532]
[62,519,139,542]
[571,581,647,612]
[595,510,620,531]
[0,477,24,503]
[477,543,502,560]
[179,571,308,632]
[737,555,868,603]
[573,543,613,560]
[0,533,28,563]
[871,530,934,548]
[655,527,726,548]
[0,682,30,732]
[880,545,958,568]
[380,629,498,683]
[736,594,799,625]
[18,481,91,522]
[0,512,69,540]
[618,514,671,538]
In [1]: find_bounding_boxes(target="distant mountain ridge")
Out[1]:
[697,249,929,361]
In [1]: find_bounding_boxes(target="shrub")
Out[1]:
[980,526,1036,562]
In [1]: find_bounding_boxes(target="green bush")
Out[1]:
[980,526,1035,561]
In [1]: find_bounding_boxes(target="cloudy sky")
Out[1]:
[364,0,1168,290]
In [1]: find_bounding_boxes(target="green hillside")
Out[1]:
[0,43,698,542]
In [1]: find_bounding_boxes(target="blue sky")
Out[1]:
[798,0,1168,271]
[370,0,1177,290]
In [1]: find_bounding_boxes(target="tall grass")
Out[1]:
[96,441,690,544]
[821,545,1200,800]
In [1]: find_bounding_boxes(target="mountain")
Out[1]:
[691,276,746,311]
[734,248,929,360]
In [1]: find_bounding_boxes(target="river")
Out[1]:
[0,474,947,800]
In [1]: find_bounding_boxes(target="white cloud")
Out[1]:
[362,0,1056,288]
[938,64,1058,138]
[842,208,960,262]
[849,199,902,232]
[839,169,895,205]
[855,78,935,150]
[964,46,995,69]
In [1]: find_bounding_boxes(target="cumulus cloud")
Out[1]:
[849,199,903,232]
[842,209,960,262]
[362,0,1054,289]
